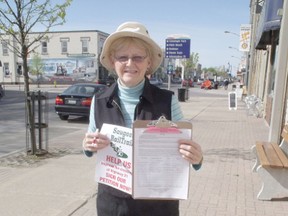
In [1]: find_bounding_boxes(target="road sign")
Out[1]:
[165,39,190,59]
[167,65,173,74]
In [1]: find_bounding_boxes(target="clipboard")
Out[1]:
[132,116,192,200]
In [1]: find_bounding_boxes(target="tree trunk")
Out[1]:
[23,55,37,155]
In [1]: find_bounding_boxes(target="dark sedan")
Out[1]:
[55,83,108,120]
[149,77,163,86]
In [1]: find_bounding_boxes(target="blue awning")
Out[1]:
[255,0,283,50]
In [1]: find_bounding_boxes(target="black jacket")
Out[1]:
[94,78,173,129]
[94,78,173,197]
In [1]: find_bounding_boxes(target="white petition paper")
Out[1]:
[133,128,191,199]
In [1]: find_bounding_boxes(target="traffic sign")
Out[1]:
[167,65,173,74]
[165,39,190,59]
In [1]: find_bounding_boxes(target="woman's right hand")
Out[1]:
[82,131,110,152]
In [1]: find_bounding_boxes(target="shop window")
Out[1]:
[268,45,279,94]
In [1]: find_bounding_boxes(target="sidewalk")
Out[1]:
[0,86,287,215]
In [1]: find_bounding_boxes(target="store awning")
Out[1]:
[255,0,283,50]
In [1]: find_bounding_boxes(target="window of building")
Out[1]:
[17,64,23,75]
[60,38,69,54]
[81,37,90,53]
[4,63,10,76]
[42,41,48,54]
[2,40,9,56]
[268,45,279,95]
[61,41,68,53]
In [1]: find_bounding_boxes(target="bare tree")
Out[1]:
[0,0,72,155]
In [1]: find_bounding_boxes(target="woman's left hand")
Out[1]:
[178,139,203,164]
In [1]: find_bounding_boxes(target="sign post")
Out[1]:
[167,64,173,90]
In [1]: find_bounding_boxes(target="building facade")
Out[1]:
[0,30,109,84]
[248,0,288,143]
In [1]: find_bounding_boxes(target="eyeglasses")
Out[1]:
[114,55,147,64]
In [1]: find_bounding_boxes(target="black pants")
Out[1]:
[97,190,179,216]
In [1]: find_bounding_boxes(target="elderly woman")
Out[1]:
[82,21,203,216]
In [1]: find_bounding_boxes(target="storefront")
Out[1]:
[250,0,288,142]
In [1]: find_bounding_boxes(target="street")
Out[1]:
[0,85,88,157]
[0,82,222,157]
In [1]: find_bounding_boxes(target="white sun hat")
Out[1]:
[100,21,163,75]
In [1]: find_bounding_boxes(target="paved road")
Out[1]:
[0,85,88,157]
[0,82,215,157]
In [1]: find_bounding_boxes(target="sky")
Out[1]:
[50,0,251,75]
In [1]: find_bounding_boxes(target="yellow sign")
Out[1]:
[239,24,251,52]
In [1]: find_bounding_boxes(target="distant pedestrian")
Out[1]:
[0,84,4,99]
[224,79,229,90]
[82,21,203,216]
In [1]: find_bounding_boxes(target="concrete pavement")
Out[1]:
[0,85,288,215]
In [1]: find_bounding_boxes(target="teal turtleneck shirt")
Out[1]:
[88,79,183,132]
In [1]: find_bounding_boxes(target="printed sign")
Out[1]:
[228,92,237,110]
[239,24,251,52]
[95,124,133,194]
[165,39,190,59]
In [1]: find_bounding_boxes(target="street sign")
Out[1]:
[165,39,190,59]
[167,65,173,74]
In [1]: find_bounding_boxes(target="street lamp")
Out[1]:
[228,46,240,52]
[226,30,249,86]
[224,31,240,37]
[231,55,241,60]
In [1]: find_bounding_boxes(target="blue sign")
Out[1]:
[165,39,190,59]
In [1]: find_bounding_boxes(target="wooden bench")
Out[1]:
[252,125,288,200]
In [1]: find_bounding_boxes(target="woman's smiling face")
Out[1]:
[110,40,151,87]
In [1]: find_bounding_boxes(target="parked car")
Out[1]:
[171,77,182,84]
[78,73,97,82]
[197,78,204,85]
[97,75,117,86]
[158,78,163,86]
[182,79,194,87]
[149,77,163,86]
[28,73,51,83]
[55,83,108,120]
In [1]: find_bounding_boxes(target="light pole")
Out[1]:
[225,31,241,80]
[231,55,241,60]
[224,31,240,37]
[225,30,249,86]
[228,46,241,52]
[0,60,2,85]
[227,62,232,79]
